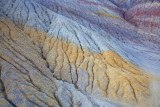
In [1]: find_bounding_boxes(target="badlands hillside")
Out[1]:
[0,0,160,107]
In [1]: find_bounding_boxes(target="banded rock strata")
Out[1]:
[0,0,160,107]
[125,0,160,34]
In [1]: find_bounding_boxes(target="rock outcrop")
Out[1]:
[0,0,160,107]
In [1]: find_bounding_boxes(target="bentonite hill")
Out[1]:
[0,0,160,107]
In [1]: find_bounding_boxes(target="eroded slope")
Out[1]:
[0,19,159,107]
